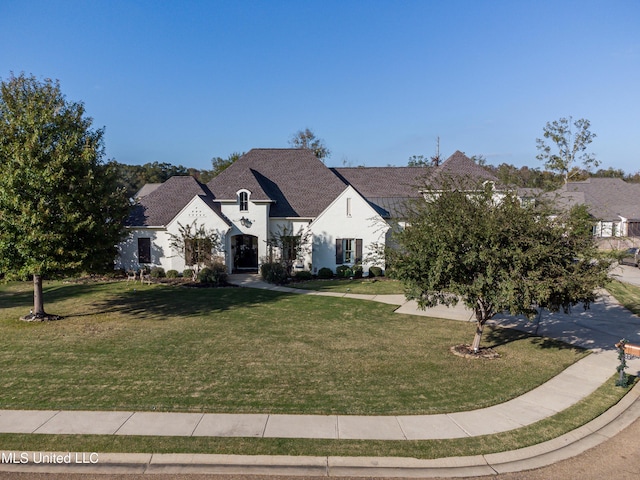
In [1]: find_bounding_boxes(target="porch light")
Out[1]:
[240,216,252,228]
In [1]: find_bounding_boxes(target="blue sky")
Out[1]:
[2,0,639,172]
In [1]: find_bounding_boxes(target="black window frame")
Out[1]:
[138,237,151,264]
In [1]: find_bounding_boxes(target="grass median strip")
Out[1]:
[0,376,634,458]
[1,281,586,415]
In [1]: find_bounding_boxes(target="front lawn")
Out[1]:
[290,277,405,294]
[0,280,586,415]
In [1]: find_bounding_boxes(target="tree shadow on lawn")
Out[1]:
[0,282,115,310]
[73,284,288,321]
[2,281,289,321]
[484,325,584,351]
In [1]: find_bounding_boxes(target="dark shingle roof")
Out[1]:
[207,149,347,217]
[550,178,640,221]
[429,150,499,187]
[332,151,498,218]
[128,176,214,226]
[128,149,505,226]
[331,166,428,198]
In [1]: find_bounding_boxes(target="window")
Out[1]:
[346,197,352,217]
[283,236,299,263]
[185,238,213,266]
[335,238,362,264]
[239,191,248,211]
[138,237,151,264]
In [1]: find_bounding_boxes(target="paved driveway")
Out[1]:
[611,263,640,287]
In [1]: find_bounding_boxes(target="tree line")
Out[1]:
[117,117,639,199]
[114,128,332,199]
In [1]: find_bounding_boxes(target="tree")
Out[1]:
[407,155,429,167]
[0,73,131,319]
[407,138,442,167]
[168,221,224,278]
[536,117,598,183]
[208,151,243,179]
[265,224,312,274]
[288,128,330,162]
[389,178,611,353]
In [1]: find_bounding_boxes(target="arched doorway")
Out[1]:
[232,234,258,273]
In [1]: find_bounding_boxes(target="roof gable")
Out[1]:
[429,150,499,187]
[207,149,347,217]
[127,176,212,226]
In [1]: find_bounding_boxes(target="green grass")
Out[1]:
[607,280,640,315]
[0,280,587,415]
[0,376,634,458]
[290,277,405,294]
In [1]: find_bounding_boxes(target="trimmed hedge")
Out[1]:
[317,267,334,279]
[336,265,353,278]
[260,262,289,285]
[198,263,228,286]
[166,269,180,279]
[293,270,313,281]
[352,264,363,278]
[150,267,165,278]
[368,266,383,277]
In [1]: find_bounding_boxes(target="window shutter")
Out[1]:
[336,239,343,264]
[355,239,363,263]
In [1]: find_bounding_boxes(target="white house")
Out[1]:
[116,149,494,275]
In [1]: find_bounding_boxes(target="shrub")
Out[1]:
[150,267,165,278]
[260,262,289,285]
[197,262,228,286]
[106,268,126,279]
[293,270,312,281]
[317,267,334,279]
[166,269,180,279]
[183,268,194,280]
[336,265,353,278]
[368,266,383,277]
[353,264,363,278]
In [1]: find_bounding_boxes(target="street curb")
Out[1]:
[1,382,638,477]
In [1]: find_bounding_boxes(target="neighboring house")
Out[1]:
[116,149,496,274]
[547,178,640,238]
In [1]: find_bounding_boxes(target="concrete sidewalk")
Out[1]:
[2,385,640,477]
[0,349,628,441]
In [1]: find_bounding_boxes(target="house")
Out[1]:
[548,178,640,238]
[116,149,496,275]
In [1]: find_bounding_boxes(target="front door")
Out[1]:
[233,235,258,272]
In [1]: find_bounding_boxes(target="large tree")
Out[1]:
[288,128,330,162]
[536,117,598,183]
[0,73,130,320]
[390,178,611,353]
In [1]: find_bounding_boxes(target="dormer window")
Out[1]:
[239,191,249,211]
